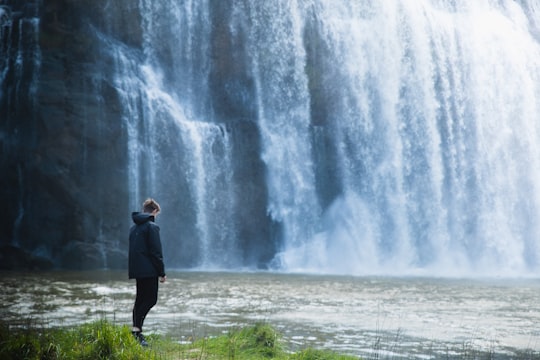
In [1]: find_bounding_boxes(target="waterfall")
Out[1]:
[106,0,540,275]
[232,1,323,251]
[2,0,540,275]
[105,0,242,268]
[272,0,540,276]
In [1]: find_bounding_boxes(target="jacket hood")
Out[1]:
[132,212,155,225]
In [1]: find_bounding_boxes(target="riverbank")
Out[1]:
[3,319,540,360]
[0,319,357,360]
[2,270,540,358]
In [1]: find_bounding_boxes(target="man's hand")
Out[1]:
[159,276,167,283]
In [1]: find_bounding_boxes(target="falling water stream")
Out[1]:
[107,0,540,275]
[2,0,540,274]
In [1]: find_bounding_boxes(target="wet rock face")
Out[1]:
[0,0,138,270]
[0,245,54,270]
[0,0,276,270]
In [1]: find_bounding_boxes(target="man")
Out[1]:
[128,198,166,346]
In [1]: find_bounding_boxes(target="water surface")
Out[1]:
[1,271,539,358]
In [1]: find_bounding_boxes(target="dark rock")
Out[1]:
[58,241,106,270]
[0,245,54,270]
[106,248,128,270]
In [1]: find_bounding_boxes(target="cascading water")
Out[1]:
[2,0,540,275]
[105,0,540,275]
[270,0,540,276]
[103,0,242,268]
[233,1,323,252]
[0,2,41,248]
[289,1,540,276]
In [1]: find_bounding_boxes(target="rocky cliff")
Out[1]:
[1,0,127,269]
[0,0,276,270]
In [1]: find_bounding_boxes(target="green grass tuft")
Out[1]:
[0,320,151,360]
[2,318,537,359]
[0,319,357,360]
[290,348,359,360]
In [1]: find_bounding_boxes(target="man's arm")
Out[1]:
[147,224,166,277]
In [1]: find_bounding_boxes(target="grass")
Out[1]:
[0,319,358,360]
[3,319,539,360]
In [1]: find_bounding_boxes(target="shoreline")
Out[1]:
[1,270,539,358]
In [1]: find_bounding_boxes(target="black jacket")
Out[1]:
[128,212,165,279]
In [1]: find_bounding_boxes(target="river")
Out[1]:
[1,271,539,359]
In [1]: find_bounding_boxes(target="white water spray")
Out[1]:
[109,0,540,275]
[262,0,540,276]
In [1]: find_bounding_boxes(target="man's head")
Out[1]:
[142,198,161,215]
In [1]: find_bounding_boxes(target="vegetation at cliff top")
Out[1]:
[0,319,357,360]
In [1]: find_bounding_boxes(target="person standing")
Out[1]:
[128,198,166,346]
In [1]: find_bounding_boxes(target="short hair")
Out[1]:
[142,198,161,214]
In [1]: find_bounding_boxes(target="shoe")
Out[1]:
[132,331,149,347]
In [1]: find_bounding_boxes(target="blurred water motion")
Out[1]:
[1,271,539,358]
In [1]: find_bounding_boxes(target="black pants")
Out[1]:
[132,277,158,330]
